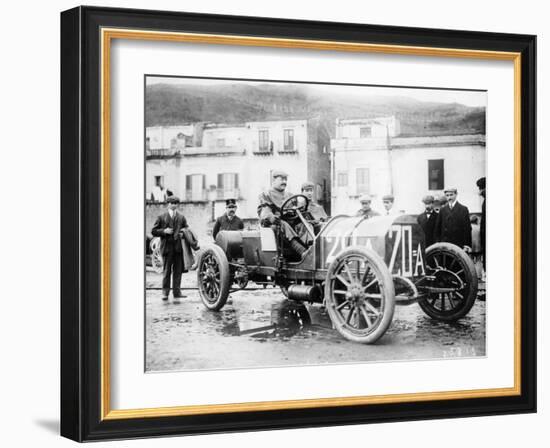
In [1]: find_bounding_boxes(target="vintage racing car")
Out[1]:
[197,194,478,344]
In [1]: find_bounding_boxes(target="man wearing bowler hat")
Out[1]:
[151,196,188,300]
[212,198,244,240]
[435,187,472,252]
[417,195,438,247]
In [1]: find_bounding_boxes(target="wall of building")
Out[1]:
[331,135,486,215]
[202,126,247,150]
[335,117,400,139]
[146,125,195,150]
[146,119,325,219]
[145,202,213,243]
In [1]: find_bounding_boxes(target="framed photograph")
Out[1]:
[60,6,536,442]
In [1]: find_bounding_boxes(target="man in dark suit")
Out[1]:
[212,198,244,240]
[151,196,189,300]
[476,177,486,270]
[417,195,438,247]
[435,187,472,253]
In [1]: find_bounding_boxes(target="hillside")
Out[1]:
[145,83,485,137]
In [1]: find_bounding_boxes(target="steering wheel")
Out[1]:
[280,194,310,220]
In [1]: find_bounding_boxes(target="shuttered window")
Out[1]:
[258,130,270,151]
[283,129,294,150]
[356,168,370,194]
[428,159,444,190]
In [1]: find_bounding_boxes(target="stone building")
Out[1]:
[330,117,486,216]
[146,119,331,219]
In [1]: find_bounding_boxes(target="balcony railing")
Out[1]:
[216,188,241,200]
[184,189,208,202]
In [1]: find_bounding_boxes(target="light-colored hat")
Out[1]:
[301,181,315,191]
[272,169,288,178]
[444,187,457,194]
[359,194,372,203]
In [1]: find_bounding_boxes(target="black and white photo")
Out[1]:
[145,76,487,372]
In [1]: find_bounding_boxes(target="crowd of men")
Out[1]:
[151,170,486,300]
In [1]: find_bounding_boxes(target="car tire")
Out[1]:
[197,245,231,311]
[419,242,478,321]
[325,246,395,344]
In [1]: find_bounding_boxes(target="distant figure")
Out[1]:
[298,181,328,245]
[212,198,244,240]
[476,177,486,270]
[417,195,438,248]
[382,194,398,216]
[435,188,472,253]
[356,194,380,219]
[433,194,447,213]
[151,196,188,300]
[301,181,328,222]
[151,180,167,202]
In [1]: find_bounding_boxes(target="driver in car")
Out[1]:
[257,170,308,257]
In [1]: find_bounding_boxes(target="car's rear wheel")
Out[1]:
[419,242,478,321]
[325,246,395,344]
[197,245,231,311]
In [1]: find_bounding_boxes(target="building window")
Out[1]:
[217,173,239,199]
[337,171,348,187]
[428,159,444,190]
[186,174,206,201]
[151,176,166,202]
[216,138,225,148]
[283,129,294,150]
[258,130,270,152]
[360,126,372,138]
[356,168,370,194]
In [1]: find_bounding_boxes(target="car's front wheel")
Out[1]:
[419,242,478,321]
[197,245,231,311]
[325,246,395,344]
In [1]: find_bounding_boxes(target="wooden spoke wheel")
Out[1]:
[325,246,395,344]
[197,245,231,311]
[419,242,478,321]
[149,237,163,274]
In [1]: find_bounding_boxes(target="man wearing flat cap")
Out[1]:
[356,194,380,219]
[476,177,486,270]
[301,181,328,222]
[296,181,328,245]
[435,187,472,252]
[151,196,189,300]
[417,195,438,247]
[258,170,306,256]
[212,199,244,240]
[382,194,398,216]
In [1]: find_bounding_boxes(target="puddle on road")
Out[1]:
[195,300,332,341]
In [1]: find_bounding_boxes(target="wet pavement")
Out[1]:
[146,270,486,372]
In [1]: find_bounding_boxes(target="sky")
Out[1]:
[146,76,487,108]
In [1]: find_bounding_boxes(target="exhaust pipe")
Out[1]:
[287,284,323,303]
